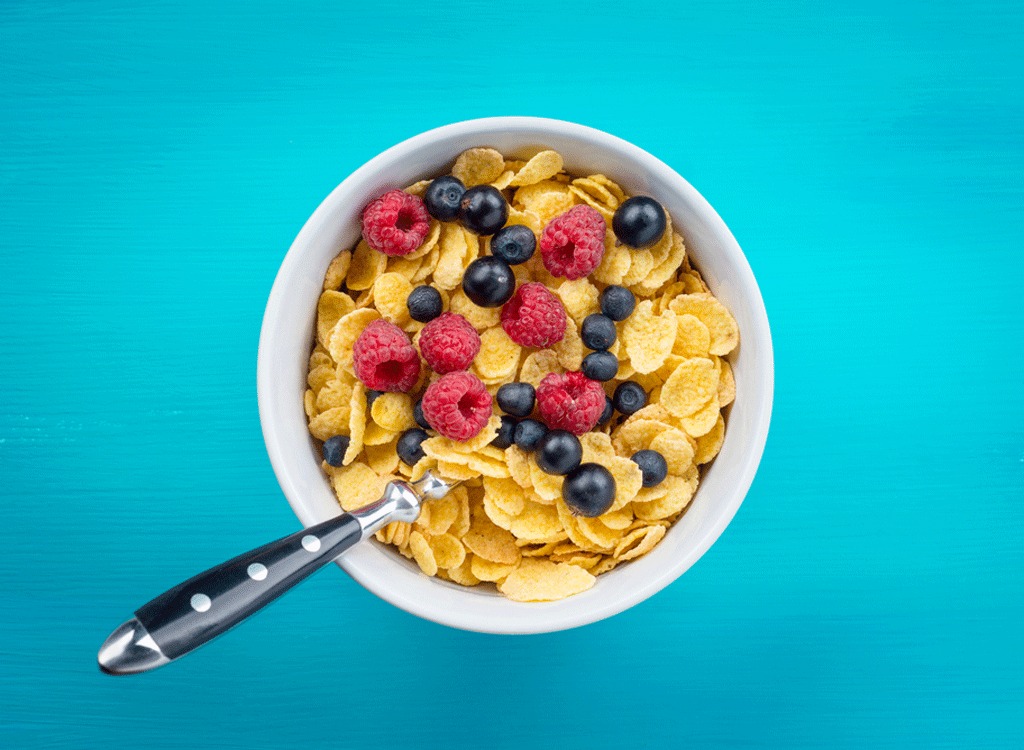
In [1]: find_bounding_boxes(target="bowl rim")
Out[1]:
[257,116,774,633]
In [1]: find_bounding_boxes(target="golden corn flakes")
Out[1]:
[304,145,741,602]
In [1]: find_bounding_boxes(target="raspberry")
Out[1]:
[361,189,432,256]
[421,371,493,442]
[352,319,421,392]
[536,371,606,435]
[500,282,566,348]
[418,312,480,374]
[539,204,606,280]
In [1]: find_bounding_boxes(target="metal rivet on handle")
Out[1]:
[246,563,268,581]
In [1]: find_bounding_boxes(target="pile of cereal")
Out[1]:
[304,147,738,602]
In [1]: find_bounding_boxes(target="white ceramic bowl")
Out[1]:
[257,117,773,634]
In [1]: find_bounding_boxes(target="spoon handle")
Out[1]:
[98,480,422,675]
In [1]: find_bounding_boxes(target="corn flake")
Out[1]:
[694,415,726,465]
[471,556,518,582]
[316,290,356,346]
[322,250,352,292]
[370,392,415,432]
[556,278,600,328]
[672,313,711,358]
[514,180,575,223]
[622,300,678,374]
[509,150,564,187]
[372,273,413,325]
[452,147,505,187]
[613,524,666,561]
[344,383,367,463]
[328,308,380,375]
[473,327,521,380]
[633,469,698,521]
[669,293,739,356]
[346,240,387,291]
[661,357,718,418]
[718,358,736,407]
[497,558,595,602]
[649,427,696,475]
[450,287,501,331]
[409,531,438,576]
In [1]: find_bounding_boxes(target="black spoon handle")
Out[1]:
[99,480,424,674]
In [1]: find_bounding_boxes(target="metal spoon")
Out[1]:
[97,472,452,675]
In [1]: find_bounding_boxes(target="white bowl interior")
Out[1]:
[257,117,773,633]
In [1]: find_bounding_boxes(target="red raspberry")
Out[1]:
[361,189,432,256]
[500,282,566,348]
[352,319,421,392]
[421,371,493,441]
[418,313,481,374]
[539,204,606,279]
[536,371,606,435]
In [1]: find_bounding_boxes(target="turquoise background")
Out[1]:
[1,1,1022,747]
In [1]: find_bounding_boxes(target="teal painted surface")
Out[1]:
[1,0,1022,747]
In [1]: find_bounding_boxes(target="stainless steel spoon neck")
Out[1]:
[351,481,422,539]
[97,617,170,676]
[410,471,453,500]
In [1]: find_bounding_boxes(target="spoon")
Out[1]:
[97,471,452,675]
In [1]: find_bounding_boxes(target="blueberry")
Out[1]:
[598,395,614,426]
[490,224,536,265]
[535,430,583,476]
[413,399,431,430]
[562,463,616,517]
[599,285,636,321]
[612,381,647,415]
[612,196,667,249]
[581,313,617,350]
[462,256,515,308]
[631,450,668,488]
[407,285,443,323]
[496,382,536,417]
[513,418,547,451]
[581,351,618,382]
[366,390,383,407]
[322,435,350,467]
[492,415,518,450]
[423,175,466,222]
[459,185,508,235]
[397,428,430,466]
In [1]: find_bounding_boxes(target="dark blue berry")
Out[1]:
[492,415,517,450]
[600,285,636,321]
[581,351,618,382]
[423,176,466,222]
[631,450,668,488]
[562,463,616,517]
[407,285,443,323]
[612,381,647,415]
[598,395,614,426]
[581,313,617,350]
[462,256,515,308]
[397,428,429,466]
[322,435,350,467]
[612,196,667,249]
[490,224,536,265]
[496,382,536,417]
[513,418,547,451]
[535,430,583,476]
[459,185,508,235]
[413,399,431,430]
